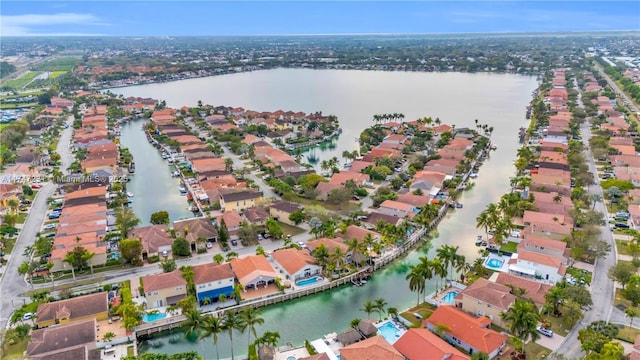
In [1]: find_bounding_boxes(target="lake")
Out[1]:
[110,69,538,359]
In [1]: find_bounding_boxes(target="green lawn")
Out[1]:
[15,212,28,224]
[500,241,518,253]
[540,313,571,336]
[277,221,305,237]
[614,288,634,310]
[617,325,640,343]
[565,267,592,285]
[1,71,38,89]
[524,341,551,359]
[0,102,38,109]
[399,303,436,327]
[2,337,29,360]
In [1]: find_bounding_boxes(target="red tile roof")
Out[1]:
[393,328,469,360]
[340,335,404,360]
[142,269,186,293]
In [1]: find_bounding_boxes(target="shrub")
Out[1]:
[148,255,160,263]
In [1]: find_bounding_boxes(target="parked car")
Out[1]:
[48,213,60,220]
[206,242,213,249]
[231,239,238,246]
[22,312,35,321]
[43,224,56,231]
[536,326,553,337]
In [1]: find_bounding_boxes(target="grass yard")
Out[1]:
[2,337,29,360]
[1,71,38,89]
[541,314,571,336]
[500,241,518,253]
[0,102,37,109]
[614,288,634,310]
[15,212,28,224]
[277,221,305,237]
[32,57,79,72]
[49,71,67,78]
[399,303,436,327]
[617,325,640,343]
[524,341,551,358]
[565,267,592,285]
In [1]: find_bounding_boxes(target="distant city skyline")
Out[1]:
[1,1,638,37]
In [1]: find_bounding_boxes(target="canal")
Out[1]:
[119,120,193,226]
[111,69,538,359]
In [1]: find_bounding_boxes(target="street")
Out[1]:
[0,116,74,330]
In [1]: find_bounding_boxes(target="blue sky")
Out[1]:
[1,1,638,36]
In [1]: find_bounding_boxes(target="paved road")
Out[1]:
[595,61,640,114]
[0,116,74,330]
[554,82,616,360]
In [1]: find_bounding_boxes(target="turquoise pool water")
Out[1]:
[143,312,167,323]
[486,258,504,269]
[377,321,402,344]
[296,277,319,286]
[442,291,459,304]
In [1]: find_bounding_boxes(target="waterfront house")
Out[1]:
[361,212,404,228]
[306,237,349,254]
[191,157,227,173]
[271,248,322,282]
[521,210,573,237]
[517,235,567,262]
[396,193,432,208]
[537,150,570,171]
[219,190,263,212]
[229,255,279,290]
[508,249,566,284]
[338,224,380,243]
[315,181,341,201]
[491,272,551,307]
[129,224,173,261]
[426,306,507,359]
[36,292,108,328]
[378,200,417,218]
[349,160,375,173]
[530,168,572,196]
[340,335,404,360]
[454,278,516,329]
[192,263,236,305]
[328,171,370,187]
[530,191,573,216]
[269,200,303,226]
[27,319,97,360]
[393,328,470,360]
[140,269,187,308]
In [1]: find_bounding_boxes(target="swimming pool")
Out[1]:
[142,312,167,323]
[377,321,403,344]
[486,258,504,269]
[442,291,459,304]
[296,276,320,286]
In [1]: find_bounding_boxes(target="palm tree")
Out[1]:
[224,158,234,172]
[387,307,399,320]
[500,299,540,357]
[257,331,280,348]
[436,245,459,282]
[374,298,388,321]
[311,244,330,271]
[115,206,140,237]
[350,318,361,330]
[222,311,245,360]
[213,254,224,264]
[431,258,447,294]
[329,247,347,273]
[360,300,376,319]
[225,251,239,262]
[406,265,426,306]
[239,307,264,350]
[201,314,224,360]
[184,309,205,355]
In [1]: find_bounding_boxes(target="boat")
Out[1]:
[491,144,497,150]
[360,279,367,284]
[469,173,479,178]
[475,235,483,246]
[126,192,134,197]
[455,202,463,209]
[179,185,187,195]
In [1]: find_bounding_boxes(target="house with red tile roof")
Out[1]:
[306,237,348,254]
[530,191,573,216]
[426,306,507,359]
[530,168,572,196]
[141,270,187,308]
[315,182,341,201]
[395,193,431,208]
[518,234,567,262]
[81,157,117,175]
[36,292,108,328]
[611,155,640,168]
[492,272,551,306]
[128,224,173,260]
[454,278,515,329]
[192,157,226,173]
[329,171,370,187]
[271,248,321,282]
[378,200,417,218]
[349,160,375,173]
[192,263,236,305]
[229,255,279,290]
[215,210,243,239]
[338,224,380,243]
[393,328,470,360]
[340,335,404,360]
[509,249,566,284]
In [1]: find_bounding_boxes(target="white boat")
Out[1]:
[179,185,187,195]
[127,192,134,197]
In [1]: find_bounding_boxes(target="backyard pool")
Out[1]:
[442,291,459,304]
[296,276,320,287]
[486,258,504,269]
[377,321,404,345]
[142,312,167,323]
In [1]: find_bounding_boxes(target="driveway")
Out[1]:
[535,332,565,352]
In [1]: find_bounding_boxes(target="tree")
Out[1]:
[309,217,323,238]
[64,246,93,273]
[116,207,140,237]
[102,332,116,342]
[150,211,170,225]
[579,327,611,355]
[257,331,280,348]
[350,318,361,329]
[562,300,584,328]
[172,237,191,257]
[374,297,388,321]
[222,311,245,360]
[471,353,490,360]
[120,239,143,264]
[160,258,177,272]
[213,253,224,264]
[500,299,540,357]
[226,251,239,262]
[201,314,224,360]
[17,260,39,288]
[239,307,264,350]
[184,309,204,347]
[311,244,330,271]
[360,300,376,320]
[608,262,636,289]
[218,219,230,248]
[288,210,305,225]
[265,218,283,240]
[406,265,426,306]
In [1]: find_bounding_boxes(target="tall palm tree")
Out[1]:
[239,307,264,350]
[185,309,205,356]
[360,300,376,320]
[406,265,426,306]
[436,245,458,282]
[330,247,346,273]
[431,258,447,294]
[387,307,399,320]
[374,298,388,321]
[222,311,245,360]
[417,256,434,293]
[501,299,540,357]
[311,244,330,271]
[200,314,224,360]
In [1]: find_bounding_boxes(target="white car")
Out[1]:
[23,312,35,321]
[43,224,56,231]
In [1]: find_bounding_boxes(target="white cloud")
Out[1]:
[1,13,107,36]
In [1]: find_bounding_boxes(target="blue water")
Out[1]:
[487,258,504,269]
[442,291,459,304]
[143,312,167,323]
[377,321,402,344]
[296,277,319,286]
